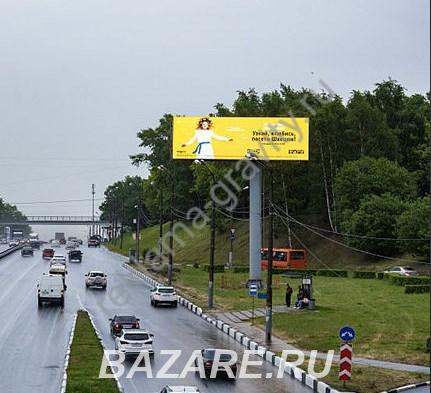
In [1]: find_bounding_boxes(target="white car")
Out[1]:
[114,329,154,358]
[384,266,419,276]
[51,255,67,265]
[37,274,65,307]
[150,286,178,307]
[85,271,107,289]
[51,240,61,248]
[160,387,200,393]
[65,242,76,250]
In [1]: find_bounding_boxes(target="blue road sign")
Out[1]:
[249,284,257,296]
[257,292,267,299]
[339,326,356,342]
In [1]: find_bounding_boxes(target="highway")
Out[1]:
[0,246,312,393]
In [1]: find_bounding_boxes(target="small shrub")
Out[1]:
[200,264,225,273]
[404,285,430,294]
[352,271,377,279]
[389,275,429,286]
[232,266,249,273]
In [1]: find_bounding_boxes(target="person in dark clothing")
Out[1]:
[285,284,293,307]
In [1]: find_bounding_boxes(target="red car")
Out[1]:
[42,248,55,259]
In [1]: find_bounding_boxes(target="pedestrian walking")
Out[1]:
[285,283,293,307]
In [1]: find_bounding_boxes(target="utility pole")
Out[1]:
[265,167,274,345]
[159,189,163,261]
[168,181,175,285]
[135,203,140,263]
[91,184,95,236]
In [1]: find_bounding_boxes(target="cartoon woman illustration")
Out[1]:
[181,117,233,159]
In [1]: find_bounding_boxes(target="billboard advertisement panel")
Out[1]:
[172,116,309,161]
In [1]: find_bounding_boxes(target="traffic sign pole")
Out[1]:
[338,326,355,384]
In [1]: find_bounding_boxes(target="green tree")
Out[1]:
[344,193,406,256]
[396,197,430,258]
[334,156,415,221]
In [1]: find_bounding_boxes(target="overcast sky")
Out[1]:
[0,0,429,239]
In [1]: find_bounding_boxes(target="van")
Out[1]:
[37,275,65,307]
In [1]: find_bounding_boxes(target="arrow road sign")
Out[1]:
[339,343,352,381]
[339,326,356,342]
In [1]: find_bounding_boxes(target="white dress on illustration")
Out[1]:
[183,129,230,159]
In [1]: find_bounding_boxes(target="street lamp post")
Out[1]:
[135,203,140,262]
[195,159,216,308]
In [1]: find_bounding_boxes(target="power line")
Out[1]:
[273,209,429,264]
[272,204,429,242]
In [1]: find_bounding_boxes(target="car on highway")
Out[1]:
[51,254,67,264]
[159,386,200,393]
[9,240,19,247]
[384,266,420,276]
[109,315,140,337]
[0,238,7,244]
[114,329,154,358]
[65,241,76,250]
[49,263,67,289]
[51,240,61,248]
[37,274,65,307]
[42,248,55,260]
[85,271,107,289]
[68,250,82,262]
[150,285,178,307]
[87,239,101,248]
[21,246,34,257]
[195,348,237,378]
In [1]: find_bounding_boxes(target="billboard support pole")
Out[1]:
[248,163,262,288]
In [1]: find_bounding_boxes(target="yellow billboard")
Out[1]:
[172,116,309,161]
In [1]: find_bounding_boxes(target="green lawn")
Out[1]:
[300,358,429,393]
[108,225,430,366]
[66,311,120,393]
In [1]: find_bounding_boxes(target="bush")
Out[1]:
[193,263,200,269]
[386,274,430,286]
[376,272,384,280]
[352,271,377,279]
[200,264,225,273]
[404,285,430,294]
[232,266,249,273]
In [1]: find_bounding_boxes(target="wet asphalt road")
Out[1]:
[0,246,313,393]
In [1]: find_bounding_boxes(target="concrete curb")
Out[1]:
[123,263,340,393]
[60,311,78,393]
[59,309,124,393]
[381,381,430,393]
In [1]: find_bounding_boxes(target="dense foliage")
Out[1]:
[100,79,430,259]
[0,198,31,237]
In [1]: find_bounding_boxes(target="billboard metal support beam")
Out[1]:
[249,164,262,287]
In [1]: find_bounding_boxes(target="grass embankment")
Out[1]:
[300,358,429,393]
[66,311,119,393]
[107,224,430,365]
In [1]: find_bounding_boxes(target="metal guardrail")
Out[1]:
[0,245,23,259]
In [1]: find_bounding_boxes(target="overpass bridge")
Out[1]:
[0,216,109,226]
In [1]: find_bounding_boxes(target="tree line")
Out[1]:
[100,79,430,259]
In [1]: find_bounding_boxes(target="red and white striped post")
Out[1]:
[339,342,352,383]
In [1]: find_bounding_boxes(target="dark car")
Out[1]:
[88,239,100,248]
[21,246,34,257]
[109,315,140,337]
[68,250,83,262]
[42,248,55,259]
[195,349,237,378]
